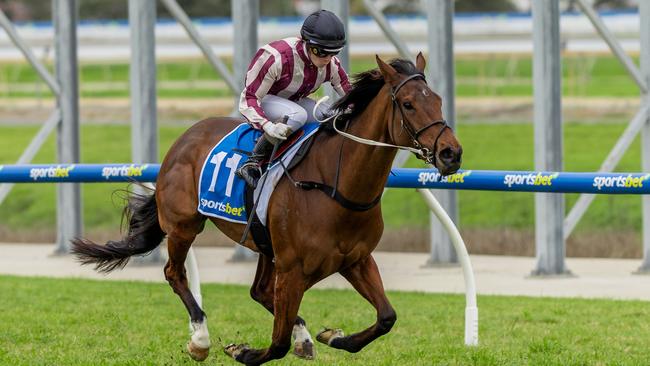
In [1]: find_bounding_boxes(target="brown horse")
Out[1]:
[71,53,462,365]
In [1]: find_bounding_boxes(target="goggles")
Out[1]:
[309,45,339,58]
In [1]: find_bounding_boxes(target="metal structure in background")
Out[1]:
[525,0,650,274]
[128,0,161,263]
[423,0,457,265]
[0,2,77,255]
[531,0,567,276]
[159,0,238,94]
[2,1,649,275]
[564,0,650,248]
[53,0,81,254]
[0,9,61,206]
[639,0,650,272]
[321,0,350,100]
[363,0,459,266]
[230,0,260,262]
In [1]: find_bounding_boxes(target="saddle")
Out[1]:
[197,122,321,258]
[244,131,319,258]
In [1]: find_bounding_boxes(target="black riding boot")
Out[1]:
[236,135,274,189]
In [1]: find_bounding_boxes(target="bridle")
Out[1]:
[318,73,451,168]
[294,72,452,211]
[390,73,450,166]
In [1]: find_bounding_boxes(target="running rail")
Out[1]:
[2,164,649,195]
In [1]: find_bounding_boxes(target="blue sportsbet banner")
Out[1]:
[1,164,649,195]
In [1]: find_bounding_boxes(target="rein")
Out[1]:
[283,72,450,212]
[279,118,383,212]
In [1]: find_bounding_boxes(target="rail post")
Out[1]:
[531,0,569,276]
[53,0,81,255]
[637,1,650,272]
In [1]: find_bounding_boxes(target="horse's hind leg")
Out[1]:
[250,255,315,359]
[164,228,210,361]
[225,265,306,365]
[316,255,396,353]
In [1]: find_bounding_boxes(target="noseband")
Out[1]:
[390,73,450,166]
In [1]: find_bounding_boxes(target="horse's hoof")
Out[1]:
[187,340,210,361]
[224,343,250,360]
[316,328,344,346]
[293,339,315,360]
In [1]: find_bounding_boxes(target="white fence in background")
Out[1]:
[0,11,644,61]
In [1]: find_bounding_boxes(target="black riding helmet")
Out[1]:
[300,9,346,54]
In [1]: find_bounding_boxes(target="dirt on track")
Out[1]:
[0,96,641,125]
[1,225,641,259]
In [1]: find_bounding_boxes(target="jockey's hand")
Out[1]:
[262,121,292,140]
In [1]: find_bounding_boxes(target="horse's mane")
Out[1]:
[331,58,422,121]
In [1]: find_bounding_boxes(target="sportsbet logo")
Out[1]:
[503,172,558,188]
[101,164,148,180]
[29,165,74,181]
[593,174,650,191]
[417,170,472,185]
[200,198,245,217]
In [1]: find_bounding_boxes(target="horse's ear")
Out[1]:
[376,55,399,85]
[415,52,426,73]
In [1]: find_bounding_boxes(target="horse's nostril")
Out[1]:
[439,147,454,162]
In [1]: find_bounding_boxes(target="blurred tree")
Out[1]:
[261,0,296,16]
[454,0,517,13]
[0,0,49,21]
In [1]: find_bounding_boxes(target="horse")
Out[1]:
[71,53,462,365]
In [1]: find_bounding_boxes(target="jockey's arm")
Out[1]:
[238,49,281,130]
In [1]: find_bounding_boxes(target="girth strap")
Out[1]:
[296,181,382,212]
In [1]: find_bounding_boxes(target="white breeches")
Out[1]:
[260,94,331,131]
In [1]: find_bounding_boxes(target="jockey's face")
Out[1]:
[309,52,333,68]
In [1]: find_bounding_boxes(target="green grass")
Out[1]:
[0,122,644,233]
[0,54,643,98]
[1,275,650,365]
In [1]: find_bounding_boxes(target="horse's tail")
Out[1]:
[71,187,166,273]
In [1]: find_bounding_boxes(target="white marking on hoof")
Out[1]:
[316,328,345,346]
[292,324,315,359]
[292,323,314,344]
[190,319,211,349]
[224,343,250,359]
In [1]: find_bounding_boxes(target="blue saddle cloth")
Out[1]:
[197,122,319,223]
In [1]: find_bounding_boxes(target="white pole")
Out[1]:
[417,189,478,346]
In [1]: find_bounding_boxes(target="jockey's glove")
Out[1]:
[262,121,292,140]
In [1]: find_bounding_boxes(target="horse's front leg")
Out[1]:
[316,254,396,353]
[225,265,306,365]
[249,254,315,359]
[165,233,210,361]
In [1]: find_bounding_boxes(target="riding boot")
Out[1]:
[236,135,275,189]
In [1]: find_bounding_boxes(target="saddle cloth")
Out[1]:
[197,122,320,224]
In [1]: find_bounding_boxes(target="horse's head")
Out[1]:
[376,53,462,176]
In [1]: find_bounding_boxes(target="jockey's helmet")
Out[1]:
[300,9,346,56]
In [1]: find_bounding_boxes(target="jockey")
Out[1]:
[236,9,351,189]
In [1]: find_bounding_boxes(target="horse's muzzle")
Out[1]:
[436,146,462,176]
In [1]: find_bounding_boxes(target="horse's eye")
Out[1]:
[403,102,414,110]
